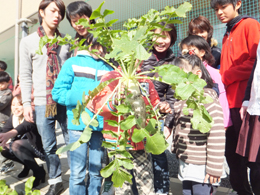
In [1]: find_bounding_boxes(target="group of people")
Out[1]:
[0,0,259,195]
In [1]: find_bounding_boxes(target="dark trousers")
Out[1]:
[151,152,170,193]
[225,108,252,195]
[182,181,211,195]
[246,160,260,195]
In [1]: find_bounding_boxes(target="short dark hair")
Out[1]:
[188,16,213,43]
[38,0,65,25]
[0,71,10,83]
[160,22,177,47]
[180,35,215,66]
[210,0,241,14]
[0,60,7,70]
[66,1,95,25]
[173,54,214,89]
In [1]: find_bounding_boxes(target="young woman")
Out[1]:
[172,54,225,195]
[180,35,232,129]
[0,94,45,187]
[141,22,177,194]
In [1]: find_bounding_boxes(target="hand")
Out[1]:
[159,101,172,114]
[204,174,220,184]
[0,130,18,147]
[240,106,248,121]
[23,106,34,123]
[164,126,171,139]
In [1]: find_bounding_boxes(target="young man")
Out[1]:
[211,0,260,194]
[66,1,95,56]
[0,61,13,91]
[19,0,71,194]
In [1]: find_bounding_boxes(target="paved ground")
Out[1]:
[0,128,236,195]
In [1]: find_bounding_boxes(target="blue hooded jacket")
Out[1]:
[52,50,114,131]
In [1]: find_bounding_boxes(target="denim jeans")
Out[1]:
[69,130,104,195]
[35,104,69,182]
[182,181,211,195]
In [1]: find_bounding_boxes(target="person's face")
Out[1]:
[181,44,205,60]
[214,2,241,23]
[0,68,4,71]
[0,81,9,91]
[40,2,62,30]
[193,30,208,41]
[153,29,171,53]
[11,97,24,117]
[71,14,90,37]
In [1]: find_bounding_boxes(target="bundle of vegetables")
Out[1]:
[37,1,214,187]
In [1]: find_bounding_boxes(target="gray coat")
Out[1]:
[0,88,12,125]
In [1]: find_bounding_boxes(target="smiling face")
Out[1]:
[71,14,90,37]
[214,2,241,23]
[11,97,24,118]
[40,2,62,31]
[153,29,171,53]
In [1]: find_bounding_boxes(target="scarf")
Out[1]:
[37,26,61,117]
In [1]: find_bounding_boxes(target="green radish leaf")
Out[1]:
[116,150,133,159]
[32,190,41,195]
[145,132,168,155]
[168,19,183,24]
[100,160,116,178]
[117,158,134,170]
[175,2,192,18]
[131,128,147,143]
[81,111,91,126]
[120,115,136,130]
[102,130,119,138]
[106,19,119,27]
[183,107,189,115]
[105,120,119,127]
[56,142,74,154]
[70,141,82,151]
[90,1,104,20]
[103,9,114,17]
[80,127,93,142]
[116,104,131,114]
[9,191,19,195]
[112,168,132,187]
[201,95,213,104]
[108,150,116,158]
[135,44,151,61]
[145,118,157,134]
[25,177,35,193]
[102,141,117,149]
[175,82,195,100]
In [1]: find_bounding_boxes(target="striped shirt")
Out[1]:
[172,88,225,177]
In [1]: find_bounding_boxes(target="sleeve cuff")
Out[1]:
[242,101,249,107]
[23,102,31,108]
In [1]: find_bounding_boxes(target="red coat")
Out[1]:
[220,18,260,108]
[92,69,160,150]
